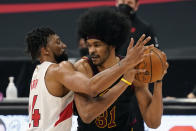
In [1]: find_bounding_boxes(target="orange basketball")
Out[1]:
[135,47,166,83]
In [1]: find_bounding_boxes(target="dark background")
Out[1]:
[0,0,196,97]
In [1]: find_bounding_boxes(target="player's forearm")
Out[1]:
[144,82,163,128]
[88,58,131,96]
[75,81,128,123]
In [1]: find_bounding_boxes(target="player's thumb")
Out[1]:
[135,69,146,74]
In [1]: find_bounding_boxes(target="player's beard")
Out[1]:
[90,47,110,66]
[54,51,68,63]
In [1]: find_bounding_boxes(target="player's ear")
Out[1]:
[40,47,49,55]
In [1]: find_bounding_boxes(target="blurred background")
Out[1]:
[0,0,196,130]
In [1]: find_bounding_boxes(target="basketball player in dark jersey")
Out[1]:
[74,7,168,131]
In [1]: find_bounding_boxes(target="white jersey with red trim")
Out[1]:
[27,61,74,131]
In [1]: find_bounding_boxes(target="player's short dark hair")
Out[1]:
[25,27,55,61]
[78,7,131,51]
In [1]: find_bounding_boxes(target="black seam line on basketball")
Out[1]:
[152,49,164,76]
[150,49,152,83]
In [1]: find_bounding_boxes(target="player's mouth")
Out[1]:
[91,55,99,61]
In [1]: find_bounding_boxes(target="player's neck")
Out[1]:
[40,56,56,63]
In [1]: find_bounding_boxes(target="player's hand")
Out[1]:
[154,51,169,86]
[157,51,169,82]
[162,51,169,77]
[132,79,148,90]
[124,34,153,70]
[123,68,146,84]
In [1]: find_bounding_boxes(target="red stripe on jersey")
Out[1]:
[54,101,73,127]
[32,95,38,112]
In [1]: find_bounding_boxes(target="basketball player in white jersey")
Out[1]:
[25,26,150,131]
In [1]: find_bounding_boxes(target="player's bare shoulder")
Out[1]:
[75,57,89,69]
[74,57,92,77]
[47,61,75,77]
[58,61,76,71]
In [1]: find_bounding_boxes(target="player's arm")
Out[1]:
[55,60,129,97]
[74,81,129,123]
[55,35,151,97]
[74,57,146,123]
[134,53,168,128]
[74,68,141,123]
[133,80,162,129]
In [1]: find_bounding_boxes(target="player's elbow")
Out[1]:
[146,119,161,129]
[145,108,162,129]
[78,105,95,123]
[80,112,94,124]
[85,82,99,97]
[88,88,99,97]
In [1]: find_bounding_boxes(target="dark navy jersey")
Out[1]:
[77,56,136,131]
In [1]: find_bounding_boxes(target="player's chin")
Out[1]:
[93,60,101,66]
[91,58,99,63]
[92,61,99,65]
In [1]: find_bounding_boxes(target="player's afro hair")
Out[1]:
[78,7,131,50]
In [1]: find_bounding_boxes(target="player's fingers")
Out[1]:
[162,62,169,76]
[128,38,134,50]
[162,51,166,56]
[165,62,169,69]
[135,69,146,73]
[163,70,167,75]
[136,45,152,59]
[143,52,152,58]
[135,56,145,65]
[135,34,146,47]
[142,36,151,46]
[142,45,154,53]
[162,51,167,61]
